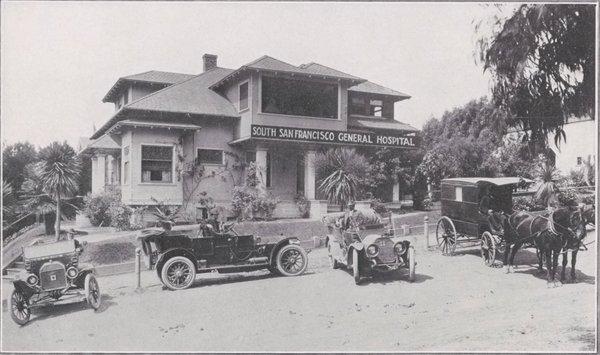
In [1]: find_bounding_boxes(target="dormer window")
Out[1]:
[239,81,249,112]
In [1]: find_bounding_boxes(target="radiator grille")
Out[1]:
[39,262,67,290]
[376,238,396,263]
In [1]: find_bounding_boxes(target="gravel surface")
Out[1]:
[2,231,596,352]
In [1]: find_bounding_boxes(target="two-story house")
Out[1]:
[80,54,420,218]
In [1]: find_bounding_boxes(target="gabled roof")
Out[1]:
[79,134,121,155]
[348,116,419,132]
[102,70,196,103]
[210,55,366,89]
[92,67,238,139]
[349,80,411,100]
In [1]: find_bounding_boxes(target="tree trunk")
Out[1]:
[55,194,61,241]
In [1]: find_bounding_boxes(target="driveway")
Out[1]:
[2,232,596,352]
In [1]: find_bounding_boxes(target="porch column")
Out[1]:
[303,150,316,200]
[91,153,106,194]
[393,181,400,203]
[255,148,268,191]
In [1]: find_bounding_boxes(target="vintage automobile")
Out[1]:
[137,223,309,290]
[9,239,101,325]
[324,213,416,285]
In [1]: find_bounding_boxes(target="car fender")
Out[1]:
[269,237,301,265]
[156,248,197,273]
[73,267,95,288]
[12,279,36,298]
[346,243,364,267]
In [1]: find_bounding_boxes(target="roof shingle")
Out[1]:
[349,80,411,99]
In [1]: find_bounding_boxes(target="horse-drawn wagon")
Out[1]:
[435,177,532,266]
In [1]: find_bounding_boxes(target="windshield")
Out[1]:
[23,240,76,259]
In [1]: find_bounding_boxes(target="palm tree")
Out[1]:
[534,158,561,208]
[37,142,80,241]
[314,148,370,209]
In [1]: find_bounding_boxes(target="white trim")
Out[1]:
[196,147,225,166]
[140,143,175,184]
[238,79,250,113]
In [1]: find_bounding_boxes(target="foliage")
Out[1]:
[83,190,121,227]
[533,157,561,207]
[556,189,578,207]
[482,134,538,179]
[477,4,595,148]
[231,186,279,221]
[294,194,310,218]
[77,156,93,195]
[581,194,596,205]
[367,147,424,202]
[370,199,389,215]
[352,209,382,227]
[2,142,37,192]
[513,196,546,212]
[107,202,135,231]
[314,148,370,207]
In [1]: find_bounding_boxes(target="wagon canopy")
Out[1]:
[442,177,533,187]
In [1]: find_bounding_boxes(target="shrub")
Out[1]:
[107,202,133,230]
[83,190,121,226]
[513,196,546,212]
[231,186,279,221]
[581,194,596,205]
[557,189,579,207]
[294,194,310,218]
[370,199,389,215]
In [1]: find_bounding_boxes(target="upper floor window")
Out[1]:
[239,81,249,111]
[261,76,338,119]
[370,99,383,117]
[197,148,224,165]
[141,145,173,183]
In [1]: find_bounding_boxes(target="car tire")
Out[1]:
[407,247,416,282]
[352,248,361,285]
[84,273,102,310]
[276,244,308,276]
[161,256,196,290]
[10,289,30,325]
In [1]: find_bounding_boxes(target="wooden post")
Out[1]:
[424,216,430,248]
[135,248,141,291]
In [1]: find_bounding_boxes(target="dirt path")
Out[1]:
[2,231,596,352]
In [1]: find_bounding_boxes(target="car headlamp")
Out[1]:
[66,266,78,278]
[394,242,407,255]
[366,244,379,257]
[26,274,39,286]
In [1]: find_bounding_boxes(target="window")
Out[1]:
[197,149,224,165]
[370,99,383,117]
[141,145,173,183]
[245,151,256,163]
[239,81,249,111]
[123,161,129,184]
[455,186,463,202]
[577,157,582,165]
[261,76,338,119]
[350,96,367,115]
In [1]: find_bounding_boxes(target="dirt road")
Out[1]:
[2,232,596,352]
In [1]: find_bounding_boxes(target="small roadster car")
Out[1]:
[137,224,309,290]
[324,216,416,285]
[9,239,101,325]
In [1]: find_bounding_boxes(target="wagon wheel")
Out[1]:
[10,289,30,325]
[480,231,497,267]
[436,217,457,255]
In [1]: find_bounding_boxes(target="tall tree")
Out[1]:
[478,4,595,148]
[2,142,38,191]
[37,142,80,240]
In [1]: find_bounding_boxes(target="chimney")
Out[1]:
[203,54,218,72]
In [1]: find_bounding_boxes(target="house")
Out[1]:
[80,54,420,219]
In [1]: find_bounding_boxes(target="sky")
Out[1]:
[1,2,501,149]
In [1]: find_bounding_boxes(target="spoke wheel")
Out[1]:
[85,274,102,310]
[352,248,361,285]
[276,245,308,276]
[161,256,196,290]
[407,246,416,282]
[436,217,457,256]
[10,289,31,325]
[480,232,497,267]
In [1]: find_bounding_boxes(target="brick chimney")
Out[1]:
[203,54,218,72]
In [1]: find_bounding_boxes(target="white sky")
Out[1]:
[1,1,500,149]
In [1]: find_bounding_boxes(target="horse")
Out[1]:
[501,207,585,286]
[556,208,587,283]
